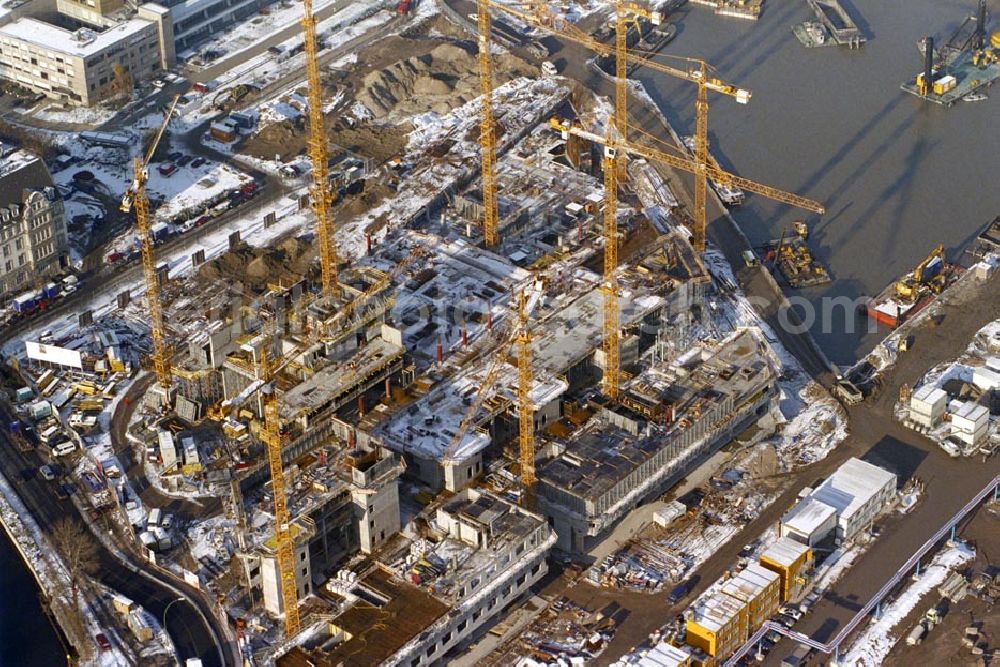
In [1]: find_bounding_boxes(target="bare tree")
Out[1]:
[111,63,133,102]
[51,518,99,609]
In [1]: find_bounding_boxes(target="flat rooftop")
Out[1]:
[531,284,664,375]
[0,17,153,58]
[279,566,448,667]
[760,536,811,568]
[279,338,404,421]
[377,358,567,462]
[781,496,836,537]
[808,457,896,522]
[538,330,773,502]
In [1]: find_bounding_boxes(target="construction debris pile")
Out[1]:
[512,598,625,666]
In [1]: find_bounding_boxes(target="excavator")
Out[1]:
[895,244,946,301]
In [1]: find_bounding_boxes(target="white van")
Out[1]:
[39,425,61,444]
[542,61,559,77]
[52,441,78,457]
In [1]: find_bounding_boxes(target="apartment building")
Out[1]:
[0,151,67,300]
[0,12,167,106]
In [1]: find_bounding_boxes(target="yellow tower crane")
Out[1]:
[486,2,770,253]
[551,117,824,245]
[477,0,500,248]
[600,124,621,399]
[515,290,535,507]
[121,94,180,390]
[302,0,339,296]
[259,344,301,637]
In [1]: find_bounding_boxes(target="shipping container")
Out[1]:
[11,291,38,313]
[42,282,61,299]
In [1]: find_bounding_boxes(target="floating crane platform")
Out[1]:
[901,51,1000,105]
[904,1,1000,105]
[802,0,865,48]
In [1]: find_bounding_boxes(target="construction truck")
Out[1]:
[895,244,946,301]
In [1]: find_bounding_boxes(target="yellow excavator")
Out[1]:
[895,244,946,301]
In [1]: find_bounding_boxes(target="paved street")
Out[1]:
[0,403,232,665]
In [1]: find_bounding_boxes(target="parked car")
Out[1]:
[177,154,192,166]
[158,163,178,177]
[667,582,690,604]
[775,613,797,628]
[39,465,56,481]
[780,605,803,621]
[191,156,206,168]
[95,633,111,652]
[167,151,182,162]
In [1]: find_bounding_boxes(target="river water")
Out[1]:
[638,0,1000,364]
[0,527,67,666]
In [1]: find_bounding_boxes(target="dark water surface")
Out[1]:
[0,526,67,666]
[638,0,999,364]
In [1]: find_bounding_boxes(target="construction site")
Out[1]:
[3,0,1000,666]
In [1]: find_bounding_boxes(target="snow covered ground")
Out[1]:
[180,0,347,65]
[30,103,118,126]
[176,3,396,134]
[48,115,254,264]
[0,462,172,665]
[840,541,975,666]
[702,248,848,469]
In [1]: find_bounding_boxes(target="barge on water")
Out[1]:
[680,137,745,206]
[866,255,962,328]
[689,0,763,21]
[903,5,1000,105]
[597,22,677,76]
[803,0,865,48]
[762,233,830,288]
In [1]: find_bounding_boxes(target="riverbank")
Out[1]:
[0,524,68,666]
[0,470,88,663]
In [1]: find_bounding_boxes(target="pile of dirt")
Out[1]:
[197,237,315,291]
[356,42,534,119]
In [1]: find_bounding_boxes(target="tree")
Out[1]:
[111,63,133,102]
[51,518,99,609]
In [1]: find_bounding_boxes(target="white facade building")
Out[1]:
[807,457,896,541]
[0,151,67,299]
[909,384,948,429]
[0,14,166,106]
[950,400,990,447]
[780,496,838,546]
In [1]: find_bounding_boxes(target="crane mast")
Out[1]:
[477,0,500,248]
[601,132,621,400]
[122,95,179,391]
[302,0,339,296]
[259,346,301,637]
[134,166,171,389]
[516,291,535,507]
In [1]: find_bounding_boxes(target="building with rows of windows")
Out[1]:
[0,151,67,300]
